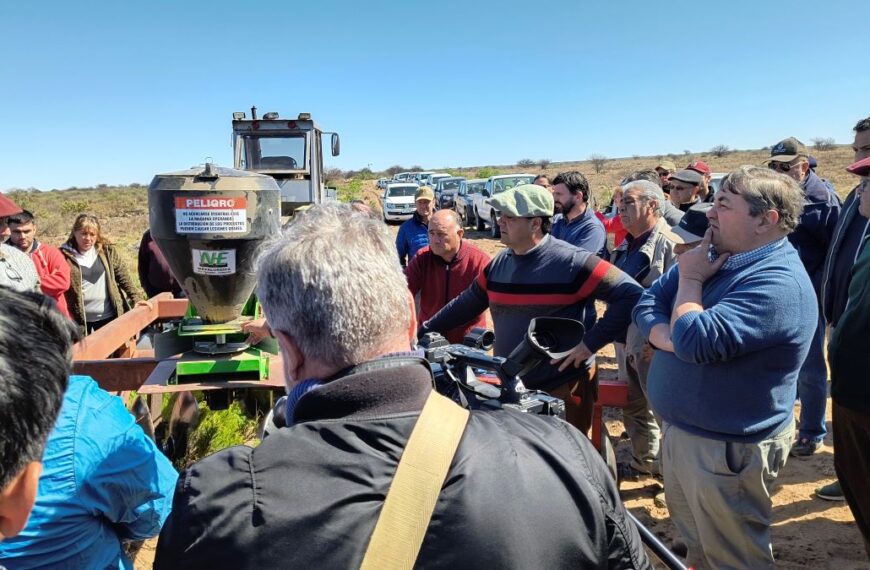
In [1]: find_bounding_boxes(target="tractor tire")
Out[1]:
[490,211,501,238]
[475,209,486,231]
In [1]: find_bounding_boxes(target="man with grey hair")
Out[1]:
[610,179,682,480]
[621,170,684,226]
[633,166,817,569]
[155,203,650,569]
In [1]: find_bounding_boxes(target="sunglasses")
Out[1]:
[768,161,801,173]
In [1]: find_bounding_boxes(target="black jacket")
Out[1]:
[789,170,841,295]
[154,358,650,569]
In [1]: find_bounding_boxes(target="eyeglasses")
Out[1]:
[768,161,802,173]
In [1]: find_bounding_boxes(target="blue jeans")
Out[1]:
[797,317,828,443]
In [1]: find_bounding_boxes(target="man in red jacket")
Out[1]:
[406,209,490,343]
[7,210,71,318]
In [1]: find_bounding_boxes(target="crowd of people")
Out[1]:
[0,116,868,569]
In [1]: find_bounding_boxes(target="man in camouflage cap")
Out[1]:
[422,185,643,433]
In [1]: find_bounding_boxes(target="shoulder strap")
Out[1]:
[359,391,469,570]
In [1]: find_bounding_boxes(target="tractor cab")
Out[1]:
[232,107,340,216]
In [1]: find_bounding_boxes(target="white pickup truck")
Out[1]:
[472,173,536,237]
[380,183,420,222]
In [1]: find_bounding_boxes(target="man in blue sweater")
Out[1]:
[396,186,434,266]
[766,137,841,457]
[633,166,817,569]
[550,170,607,256]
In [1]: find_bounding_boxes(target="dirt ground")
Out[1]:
[134,226,867,569]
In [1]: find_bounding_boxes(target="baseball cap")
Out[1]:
[0,194,23,218]
[414,186,434,201]
[846,156,870,176]
[808,155,818,170]
[489,184,554,217]
[767,137,807,163]
[686,160,711,176]
[669,169,703,186]
[655,160,677,172]
[671,202,713,243]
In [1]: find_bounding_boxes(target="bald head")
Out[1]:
[428,209,464,261]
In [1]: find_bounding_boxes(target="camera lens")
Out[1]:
[532,331,556,351]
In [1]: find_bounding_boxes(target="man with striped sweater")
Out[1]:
[422,185,643,432]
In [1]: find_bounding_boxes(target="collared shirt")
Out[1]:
[551,207,606,256]
[709,238,787,271]
[614,230,654,284]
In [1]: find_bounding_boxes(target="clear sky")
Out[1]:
[1,0,866,190]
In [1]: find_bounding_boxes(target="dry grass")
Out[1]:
[9,146,858,294]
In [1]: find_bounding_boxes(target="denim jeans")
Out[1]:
[796,316,828,443]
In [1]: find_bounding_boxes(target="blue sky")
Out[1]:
[1,0,866,190]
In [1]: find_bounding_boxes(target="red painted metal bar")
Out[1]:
[71,294,188,361]
[72,358,163,392]
[71,294,190,392]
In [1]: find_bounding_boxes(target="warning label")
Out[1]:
[175,196,248,234]
[192,248,237,276]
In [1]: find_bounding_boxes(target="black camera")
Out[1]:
[419,317,586,419]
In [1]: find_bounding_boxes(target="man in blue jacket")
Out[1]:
[634,166,817,569]
[0,289,74,543]
[396,186,434,266]
[0,323,178,566]
[766,137,841,457]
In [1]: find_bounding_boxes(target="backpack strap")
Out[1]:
[359,391,469,570]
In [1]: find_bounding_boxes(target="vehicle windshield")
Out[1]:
[492,176,535,194]
[439,179,463,191]
[387,186,417,198]
[467,183,485,194]
[241,134,306,170]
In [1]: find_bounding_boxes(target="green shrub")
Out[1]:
[185,401,258,465]
[476,167,501,179]
[336,178,364,202]
[59,199,92,216]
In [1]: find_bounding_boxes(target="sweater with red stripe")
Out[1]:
[424,235,642,387]
[406,242,490,344]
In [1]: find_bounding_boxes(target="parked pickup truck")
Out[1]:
[472,173,536,237]
[380,183,420,222]
[455,178,486,227]
[434,176,465,210]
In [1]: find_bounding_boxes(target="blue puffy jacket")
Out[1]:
[0,376,178,569]
[789,170,841,295]
[396,213,429,266]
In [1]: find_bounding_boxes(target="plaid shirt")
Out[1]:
[709,238,787,271]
